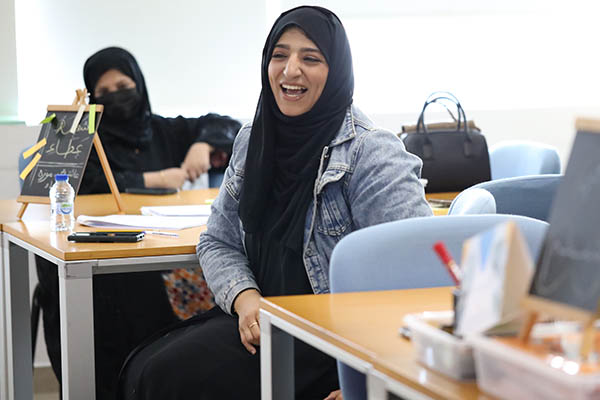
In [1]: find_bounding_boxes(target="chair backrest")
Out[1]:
[471,174,561,222]
[448,188,496,215]
[329,214,549,400]
[489,140,561,180]
[330,214,547,294]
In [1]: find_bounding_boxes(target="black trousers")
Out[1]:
[119,307,339,400]
[35,256,178,400]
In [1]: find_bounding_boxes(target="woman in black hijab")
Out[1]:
[34,47,242,400]
[119,6,431,400]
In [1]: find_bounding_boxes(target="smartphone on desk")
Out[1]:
[67,231,145,243]
[125,187,178,195]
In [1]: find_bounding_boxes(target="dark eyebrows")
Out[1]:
[273,43,323,55]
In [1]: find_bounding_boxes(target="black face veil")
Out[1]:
[239,6,354,251]
[83,47,153,147]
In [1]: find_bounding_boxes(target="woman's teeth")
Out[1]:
[281,84,307,95]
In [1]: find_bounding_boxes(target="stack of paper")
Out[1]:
[140,205,212,217]
[77,214,209,230]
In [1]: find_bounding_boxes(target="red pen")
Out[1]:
[433,241,461,286]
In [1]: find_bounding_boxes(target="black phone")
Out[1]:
[67,231,145,243]
[125,187,178,195]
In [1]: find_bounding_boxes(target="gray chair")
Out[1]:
[448,188,496,215]
[470,174,562,222]
[489,140,561,180]
[329,214,549,400]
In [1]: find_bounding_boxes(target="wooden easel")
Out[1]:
[17,89,125,219]
[519,296,599,359]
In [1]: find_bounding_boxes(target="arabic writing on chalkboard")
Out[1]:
[20,108,100,197]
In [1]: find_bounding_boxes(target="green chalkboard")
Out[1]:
[19,105,103,198]
[529,119,600,316]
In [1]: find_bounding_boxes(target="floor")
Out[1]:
[34,367,59,400]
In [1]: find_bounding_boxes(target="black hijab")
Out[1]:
[83,47,153,148]
[239,6,354,253]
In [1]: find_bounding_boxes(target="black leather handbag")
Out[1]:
[401,92,491,193]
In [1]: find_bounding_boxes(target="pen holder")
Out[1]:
[451,287,461,333]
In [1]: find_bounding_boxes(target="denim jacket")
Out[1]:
[197,105,433,314]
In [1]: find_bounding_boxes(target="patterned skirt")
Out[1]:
[162,267,215,320]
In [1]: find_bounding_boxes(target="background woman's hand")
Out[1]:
[233,289,262,354]
[324,389,343,400]
[144,168,188,189]
[182,142,212,181]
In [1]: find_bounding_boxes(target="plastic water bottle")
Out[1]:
[50,174,75,232]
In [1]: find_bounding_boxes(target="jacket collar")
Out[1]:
[328,105,357,148]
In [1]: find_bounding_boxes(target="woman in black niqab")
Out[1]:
[83,46,153,148]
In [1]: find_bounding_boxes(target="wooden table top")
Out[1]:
[261,288,486,400]
[1,189,218,261]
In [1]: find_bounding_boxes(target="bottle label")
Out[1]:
[58,202,73,215]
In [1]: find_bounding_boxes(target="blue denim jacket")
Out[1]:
[197,105,433,314]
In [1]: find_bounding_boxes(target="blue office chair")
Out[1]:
[489,140,561,180]
[329,214,549,400]
[470,174,561,222]
[448,188,496,215]
[208,171,225,188]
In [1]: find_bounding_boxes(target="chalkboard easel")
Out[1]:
[17,89,125,218]
[520,117,600,359]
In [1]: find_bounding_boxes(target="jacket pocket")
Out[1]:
[224,169,244,202]
[316,179,351,236]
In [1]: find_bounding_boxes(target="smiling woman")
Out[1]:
[118,6,431,400]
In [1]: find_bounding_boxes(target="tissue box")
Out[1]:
[403,311,475,380]
[469,334,600,400]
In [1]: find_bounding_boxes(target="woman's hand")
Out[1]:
[233,289,262,354]
[143,168,188,189]
[324,389,343,400]
[182,142,212,181]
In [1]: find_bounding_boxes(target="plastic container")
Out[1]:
[50,174,75,232]
[469,334,600,400]
[403,311,475,380]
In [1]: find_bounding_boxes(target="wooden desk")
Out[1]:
[426,192,458,216]
[1,189,216,400]
[259,288,485,400]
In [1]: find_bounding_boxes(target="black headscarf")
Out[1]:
[239,6,354,252]
[83,47,153,148]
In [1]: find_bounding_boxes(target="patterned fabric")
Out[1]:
[162,268,215,320]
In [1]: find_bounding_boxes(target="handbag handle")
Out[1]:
[415,92,477,159]
[416,92,468,135]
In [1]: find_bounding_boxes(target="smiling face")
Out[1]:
[268,27,329,117]
[94,68,136,98]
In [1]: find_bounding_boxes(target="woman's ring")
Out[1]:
[248,321,259,329]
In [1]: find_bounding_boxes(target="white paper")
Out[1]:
[140,205,212,217]
[77,214,209,230]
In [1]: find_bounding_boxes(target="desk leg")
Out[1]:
[367,370,388,400]
[260,311,294,400]
[2,238,33,400]
[58,262,96,400]
[0,233,7,400]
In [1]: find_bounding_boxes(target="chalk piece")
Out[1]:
[40,113,56,124]
[22,138,47,159]
[88,104,96,134]
[69,105,86,134]
[19,153,42,180]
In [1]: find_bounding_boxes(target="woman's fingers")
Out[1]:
[239,324,257,354]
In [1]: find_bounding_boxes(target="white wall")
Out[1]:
[0,0,19,121]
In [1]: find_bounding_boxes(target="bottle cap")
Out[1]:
[55,174,69,181]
